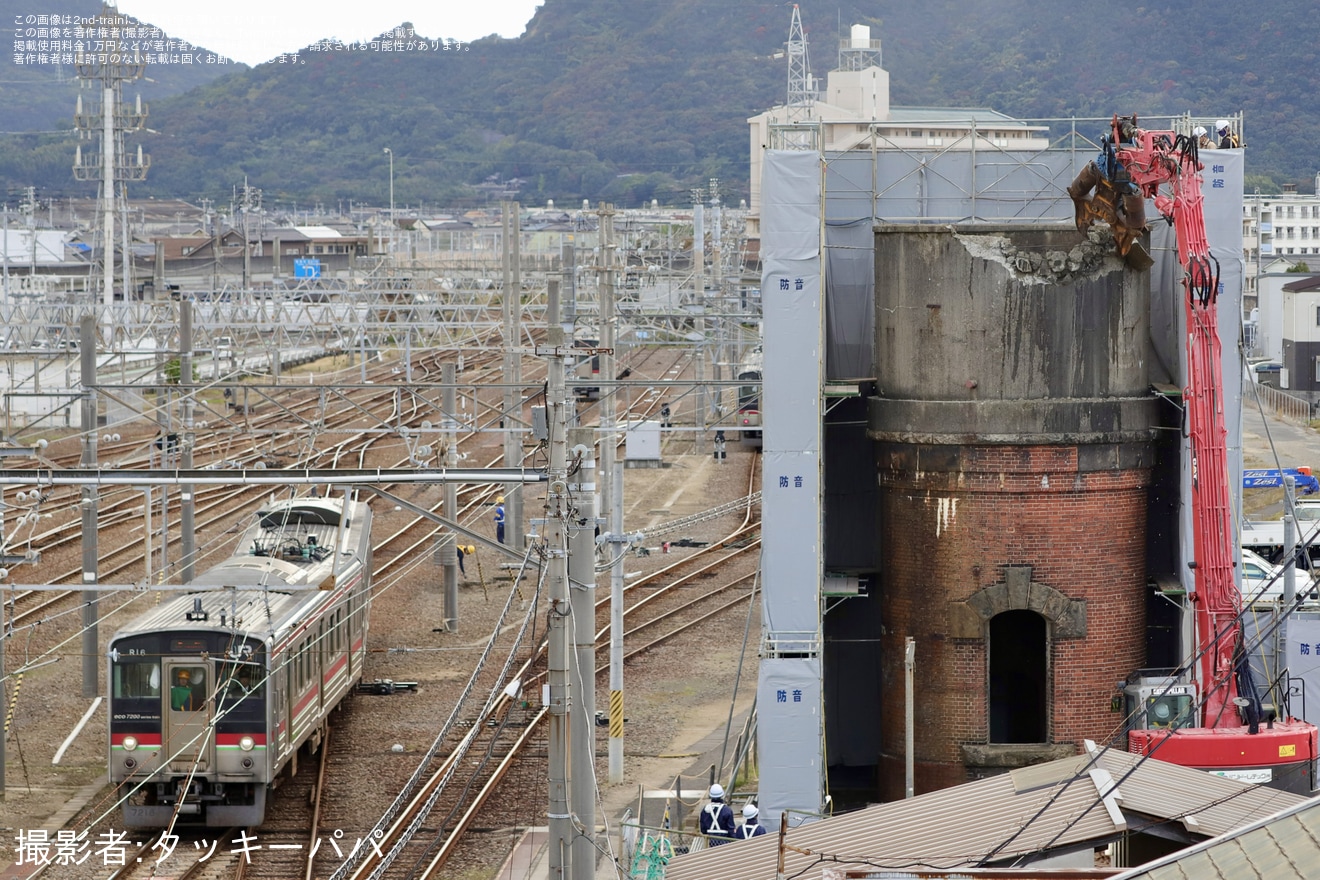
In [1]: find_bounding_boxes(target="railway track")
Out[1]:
[309,448,760,879]
[4,335,744,880]
[1,339,538,631]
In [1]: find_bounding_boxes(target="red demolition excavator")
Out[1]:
[1069,115,1318,793]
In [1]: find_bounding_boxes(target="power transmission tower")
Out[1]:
[786,3,815,120]
[73,18,150,307]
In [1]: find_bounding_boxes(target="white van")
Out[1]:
[1240,547,1319,605]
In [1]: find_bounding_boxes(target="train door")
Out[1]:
[163,661,213,773]
[317,617,326,717]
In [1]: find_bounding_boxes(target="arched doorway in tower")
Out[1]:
[988,609,1048,743]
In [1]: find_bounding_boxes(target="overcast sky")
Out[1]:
[113,1,544,66]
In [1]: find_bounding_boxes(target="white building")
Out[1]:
[1278,274,1320,402]
[1242,173,1320,304]
[747,25,1049,235]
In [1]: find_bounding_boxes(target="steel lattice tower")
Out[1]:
[73,3,150,306]
[785,4,814,119]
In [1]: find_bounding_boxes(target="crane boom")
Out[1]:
[1114,121,1240,728]
[1070,115,1317,791]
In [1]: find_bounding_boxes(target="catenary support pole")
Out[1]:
[1283,476,1296,636]
[179,301,195,583]
[693,201,707,454]
[80,314,99,698]
[509,203,524,549]
[544,311,574,880]
[598,204,628,783]
[442,362,459,631]
[101,84,114,307]
[568,424,597,879]
[503,203,525,551]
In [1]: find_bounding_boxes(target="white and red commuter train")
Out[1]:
[107,493,373,827]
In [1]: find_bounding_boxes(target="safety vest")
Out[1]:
[738,822,763,839]
[704,803,730,836]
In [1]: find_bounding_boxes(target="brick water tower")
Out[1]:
[868,224,1157,798]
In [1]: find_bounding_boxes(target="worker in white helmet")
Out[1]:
[737,802,767,839]
[699,783,736,846]
[1216,119,1240,149]
[1193,125,1216,151]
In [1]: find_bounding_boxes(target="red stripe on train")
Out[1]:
[216,732,268,746]
[323,652,348,683]
[292,685,321,717]
[111,733,162,746]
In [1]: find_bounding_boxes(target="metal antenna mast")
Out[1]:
[786,4,815,119]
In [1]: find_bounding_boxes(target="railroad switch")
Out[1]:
[357,678,418,695]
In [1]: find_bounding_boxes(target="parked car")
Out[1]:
[1250,361,1282,388]
[1241,547,1319,605]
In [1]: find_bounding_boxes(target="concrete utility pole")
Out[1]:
[709,179,724,415]
[1283,476,1297,643]
[79,315,99,697]
[383,147,394,254]
[561,243,577,328]
[568,422,597,880]
[597,203,629,783]
[99,87,115,306]
[693,198,707,454]
[238,179,260,293]
[179,303,195,583]
[442,362,460,631]
[502,203,524,549]
[543,293,574,880]
[100,87,114,306]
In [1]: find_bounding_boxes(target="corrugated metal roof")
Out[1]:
[1108,795,1320,879]
[663,749,1306,880]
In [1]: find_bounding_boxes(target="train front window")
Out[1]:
[737,373,760,411]
[168,665,207,712]
[113,661,161,699]
[218,661,264,703]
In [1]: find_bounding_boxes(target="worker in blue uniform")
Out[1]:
[737,802,767,839]
[493,496,506,544]
[699,783,736,846]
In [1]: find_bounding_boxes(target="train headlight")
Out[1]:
[239,736,255,752]
[122,735,138,752]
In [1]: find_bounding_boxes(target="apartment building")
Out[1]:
[1243,173,1320,305]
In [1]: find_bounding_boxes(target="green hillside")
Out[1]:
[0,0,235,202]
[1,0,1315,207]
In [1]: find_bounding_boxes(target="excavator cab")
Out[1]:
[1124,674,1196,731]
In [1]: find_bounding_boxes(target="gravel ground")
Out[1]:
[0,429,761,880]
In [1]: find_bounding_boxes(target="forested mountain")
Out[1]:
[1,0,1316,208]
[0,0,233,197]
[0,3,232,122]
